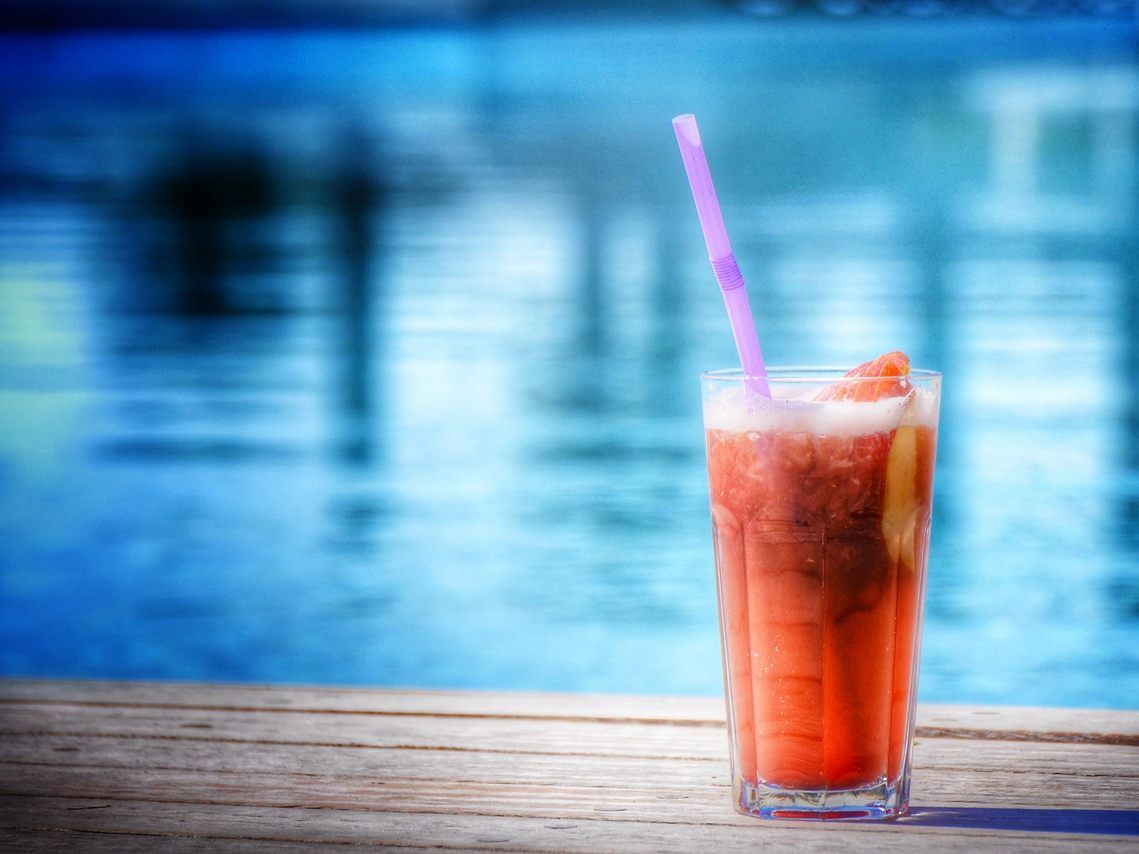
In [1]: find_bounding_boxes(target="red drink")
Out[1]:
[702,361,939,819]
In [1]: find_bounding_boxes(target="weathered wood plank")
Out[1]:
[0,704,728,759]
[4,732,1135,787]
[2,796,1133,853]
[0,829,356,853]
[3,681,1137,852]
[0,732,727,787]
[917,707,1139,746]
[3,681,1137,744]
[0,680,723,724]
[2,754,1138,815]
[3,734,1138,811]
[2,706,1136,810]
[4,701,1139,773]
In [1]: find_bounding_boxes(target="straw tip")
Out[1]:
[672,114,700,146]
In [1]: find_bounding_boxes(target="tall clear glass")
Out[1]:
[701,367,940,820]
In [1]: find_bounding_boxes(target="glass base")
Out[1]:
[737,776,909,821]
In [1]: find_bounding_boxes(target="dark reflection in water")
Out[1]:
[331,123,386,466]
[0,18,1137,706]
[148,137,278,315]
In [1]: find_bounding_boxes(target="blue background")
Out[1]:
[1,8,1137,707]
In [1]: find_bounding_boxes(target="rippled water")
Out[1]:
[1,18,1137,707]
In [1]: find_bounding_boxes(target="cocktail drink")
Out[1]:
[702,353,940,819]
[670,114,939,819]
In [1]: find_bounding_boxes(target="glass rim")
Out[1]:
[701,366,941,382]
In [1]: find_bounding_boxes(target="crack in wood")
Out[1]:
[0,699,726,729]
[915,728,1139,748]
[0,731,718,762]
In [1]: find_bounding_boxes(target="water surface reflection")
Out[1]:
[0,19,1136,706]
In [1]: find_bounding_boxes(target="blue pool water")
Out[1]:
[1,16,1137,708]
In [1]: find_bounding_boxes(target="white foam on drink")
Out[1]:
[703,383,938,436]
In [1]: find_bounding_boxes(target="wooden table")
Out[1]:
[2,680,1137,851]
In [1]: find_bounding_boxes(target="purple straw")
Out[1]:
[672,114,771,397]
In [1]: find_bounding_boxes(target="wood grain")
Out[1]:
[4,732,1135,782]
[2,796,1135,852]
[4,680,1137,742]
[1,680,1137,852]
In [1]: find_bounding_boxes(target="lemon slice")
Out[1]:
[882,425,918,570]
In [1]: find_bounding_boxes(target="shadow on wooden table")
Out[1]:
[899,807,1139,836]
